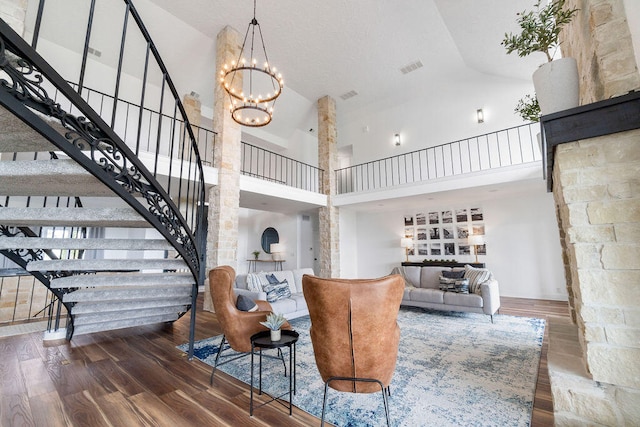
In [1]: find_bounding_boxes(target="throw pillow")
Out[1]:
[454,278,470,294]
[464,264,493,294]
[263,279,292,302]
[246,273,270,292]
[441,270,465,279]
[236,294,258,312]
[266,273,280,285]
[438,276,457,292]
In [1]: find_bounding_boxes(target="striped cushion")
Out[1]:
[246,273,270,292]
[464,265,492,294]
[263,280,292,302]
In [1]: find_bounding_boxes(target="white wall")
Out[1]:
[237,208,310,274]
[339,70,535,166]
[350,188,567,301]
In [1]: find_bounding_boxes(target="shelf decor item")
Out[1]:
[259,312,287,341]
[502,0,580,115]
[252,250,260,260]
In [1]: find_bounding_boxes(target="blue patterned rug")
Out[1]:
[178,307,545,426]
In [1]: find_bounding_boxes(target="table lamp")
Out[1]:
[270,243,284,261]
[401,237,414,262]
[468,234,484,263]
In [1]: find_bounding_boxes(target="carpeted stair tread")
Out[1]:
[72,313,180,336]
[0,207,149,227]
[0,159,114,197]
[51,272,194,288]
[62,284,192,303]
[0,237,174,250]
[70,297,193,314]
[72,305,188,326]
[27,258,188,272]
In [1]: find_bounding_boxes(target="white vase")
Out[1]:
[270,329,281,341]
[532,57,579,115]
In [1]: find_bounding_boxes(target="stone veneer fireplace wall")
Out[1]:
[545,0,640,424]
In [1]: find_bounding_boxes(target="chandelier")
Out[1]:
[219,0,284,127]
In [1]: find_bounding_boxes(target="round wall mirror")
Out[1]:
[261,227,279,253]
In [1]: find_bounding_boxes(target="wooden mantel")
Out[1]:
[541,90,640,191]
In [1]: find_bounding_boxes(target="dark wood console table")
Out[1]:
[401,261,485,268]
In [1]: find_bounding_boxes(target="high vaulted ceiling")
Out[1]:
[145,0,547,138]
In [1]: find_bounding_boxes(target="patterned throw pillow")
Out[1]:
[266,273,280,284]
[464,265,493,294]
[454,278,470,294]
[438,276,457,292]
[263,280,292,302]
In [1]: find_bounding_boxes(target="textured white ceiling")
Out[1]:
[144,0,545,134]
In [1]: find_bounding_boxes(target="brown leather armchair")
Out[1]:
[302,274,404,427]
[209,265,290,384]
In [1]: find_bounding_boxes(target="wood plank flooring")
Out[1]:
[0,295,569,426]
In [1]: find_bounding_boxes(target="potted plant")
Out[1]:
[515,94,541,122]
[260,312,286,341]
[252,250,260,260]
[502,0,579,115]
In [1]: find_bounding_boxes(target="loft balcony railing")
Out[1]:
[335,123,541,194]
[241,142,323,193]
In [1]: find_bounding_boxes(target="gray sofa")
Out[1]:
[234,268,314,320]
[393,263,500,322]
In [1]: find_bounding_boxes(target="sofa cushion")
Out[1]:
[443,291,483,308]
[263,280,292,302]
[420,266,448,289]
[236,294,258,312]
[403,266,421,287]
[269,297,297,314]
[293,268,314,293]
[410,288,444,304]
[464,265,493,294]
[290,293,308,311]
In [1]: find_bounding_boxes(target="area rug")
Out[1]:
[178,307,545,427]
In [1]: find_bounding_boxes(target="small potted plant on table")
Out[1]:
[252,250,260,260]
[260,312,286,341]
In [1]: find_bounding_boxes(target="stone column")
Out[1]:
[204,26,242,311]
[0,0,27,37]
[317,96,340,278]
[547,1,640,424]
[182,93,210,164]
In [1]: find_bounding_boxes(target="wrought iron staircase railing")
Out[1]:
[0,0,206,355]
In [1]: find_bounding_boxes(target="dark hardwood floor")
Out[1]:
[0,295,568,426]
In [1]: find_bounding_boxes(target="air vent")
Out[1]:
[400,60,423,75]
[87,47,102,58]
[302,215,310,221]
[340,90,358,100]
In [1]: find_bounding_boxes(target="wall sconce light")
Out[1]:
[400,237,413,262]
[467,234,485,263]
[394,133,401,146]
[476,108,484,123]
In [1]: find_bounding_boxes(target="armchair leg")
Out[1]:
[210,335,227,385]
[321,376,392,427]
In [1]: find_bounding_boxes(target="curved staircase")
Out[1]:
[0,0,206,351]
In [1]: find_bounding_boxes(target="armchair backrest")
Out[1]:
[210,265,271,353]
[302,274,404,393]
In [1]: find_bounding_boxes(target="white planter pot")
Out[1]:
[270,329,281,341]
[532,57,579,115]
